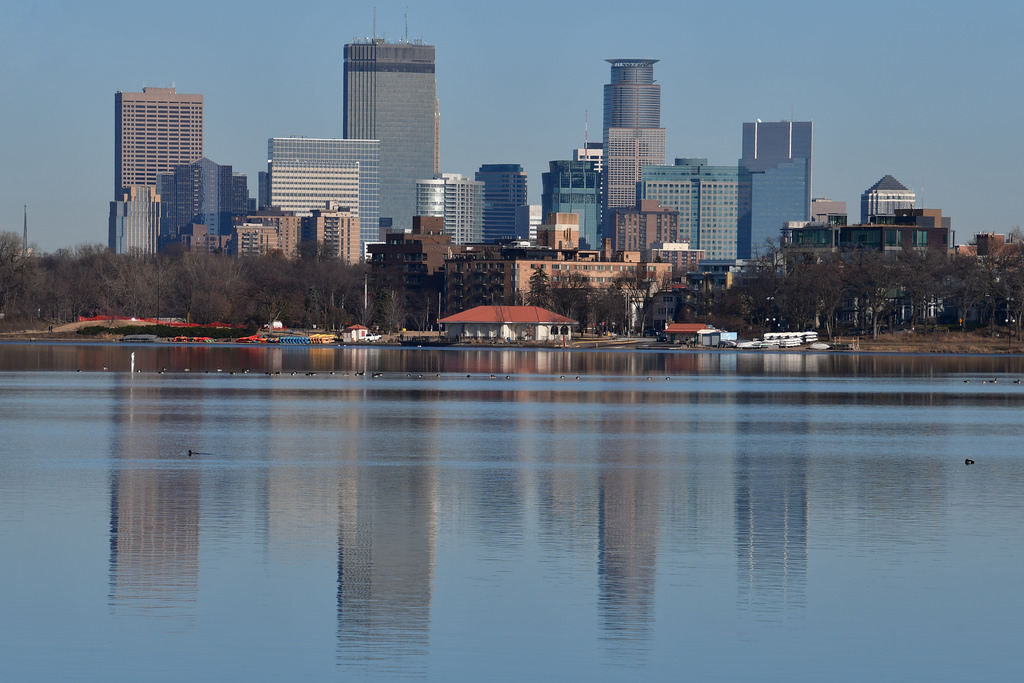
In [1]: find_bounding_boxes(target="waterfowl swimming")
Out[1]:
[965,458,975,465]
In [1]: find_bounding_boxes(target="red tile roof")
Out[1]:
[664,323,710,334]
[439,305,576,325]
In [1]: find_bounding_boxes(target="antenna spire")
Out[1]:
[405,5,409,42]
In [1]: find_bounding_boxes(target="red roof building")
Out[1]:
[439,305,576,342]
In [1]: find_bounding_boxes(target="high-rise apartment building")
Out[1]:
[602,59,666,232]
[267,138,379,248]
[475,164,528,243]
[344,39,438,234]
[114,87,203,197]
[302,202,361,265]
[542,159,603,250]
[641,158,742,260]
[415,174,483,245]
[610,199,680,253]
[738,120,812,259]
[861,175,915,223]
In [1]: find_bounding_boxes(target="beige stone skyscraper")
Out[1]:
[114,87,203,196]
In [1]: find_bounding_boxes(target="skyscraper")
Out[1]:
[475,164,528,243]
[602,59,666,232]
[109,186,161,254]
[114,87,203,197]
[861,175,915,223]
[344,39,438,234]
[267,137,379,246]
[541,159,602,250]
[158,157,248,240]
[415,174,483,245]
[641,158,742,260]
[738,120,812,259]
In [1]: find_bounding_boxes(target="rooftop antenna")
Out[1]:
[373,7,376,40]
[584,110,588,149]
[405,5,409,43]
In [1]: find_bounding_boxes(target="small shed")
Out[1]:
[663,323,712,345]
[439,305,577,342]
[341,324,370,342]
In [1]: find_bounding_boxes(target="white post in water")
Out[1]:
[131,351,135,374]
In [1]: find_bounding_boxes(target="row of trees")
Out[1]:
[725,239,1024,339]
[4,231,1023,338]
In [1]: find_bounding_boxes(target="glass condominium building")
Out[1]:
[344,39,437,234]
[602,59,665,230]
[738,120,812,259]
[641,159,741,260]
[267,138,379,248]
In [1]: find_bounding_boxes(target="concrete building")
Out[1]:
[641,158,741,260]
[231,207,301,258]
[415,174,484,245]
[542,158,602,250]
[645,242,705,273]
[610,199,680,252]
[861,175,915,224]
[344,39,438,234]
[537,212,580,250]
[811,198,848,225]
[114,87,203,197]
[368,216,462,297]
[109,185,161,254]
[267,137,379,250]
[475,164,528,243]
[302,202,361,264]
[603,59,666,232]
[739,120,812,259]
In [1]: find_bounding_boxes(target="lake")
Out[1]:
[1,342,1023,681]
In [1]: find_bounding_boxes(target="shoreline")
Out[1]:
[1,324,1023,355]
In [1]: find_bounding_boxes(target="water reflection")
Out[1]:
[107,377,200,622]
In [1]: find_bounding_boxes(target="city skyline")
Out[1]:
[3,1,1021,252]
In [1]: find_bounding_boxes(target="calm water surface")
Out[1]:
[2,342,1023,681]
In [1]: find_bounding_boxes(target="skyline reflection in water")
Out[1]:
[2,343,1024,681]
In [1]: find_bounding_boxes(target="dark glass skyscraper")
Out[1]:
[542,160,602,250]
[475,164,527,243]
[602,59,665,233]
[738,120,812,259]
[344,39,437,234]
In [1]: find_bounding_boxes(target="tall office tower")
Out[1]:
[860,175,915,224]
[602,59,666,232]
[415,174,484,245]
[515,205,541,242]
[541,159,602,249]
[267,138,379,246]
[114,87,203,197]
[475,164,528,243]
[738,120,812,259]
[641,158,742,260]
[344,39,437,234]
[109,186,161,254]
[158,158,249,240]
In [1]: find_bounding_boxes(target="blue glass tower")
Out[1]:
[738,121,812,259]
[541,160,602,250]
[475,164,528,243]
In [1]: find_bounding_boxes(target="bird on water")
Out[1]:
[965,458,975,465]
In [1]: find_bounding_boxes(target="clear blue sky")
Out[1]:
[2,0,1021,252]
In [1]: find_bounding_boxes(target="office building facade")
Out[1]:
[602,59,666,231]
[344,39,438,234]
[267,138,379,248]
[738,120,812,259]
[641,158,741,260]
[610,199,680,253]
[861,175,915,224]
[302,202,361,265]
[475,164,528,243]
[114,87,203,196]
[541,159,603,250]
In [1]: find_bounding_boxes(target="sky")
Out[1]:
[2,0,1021,253]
